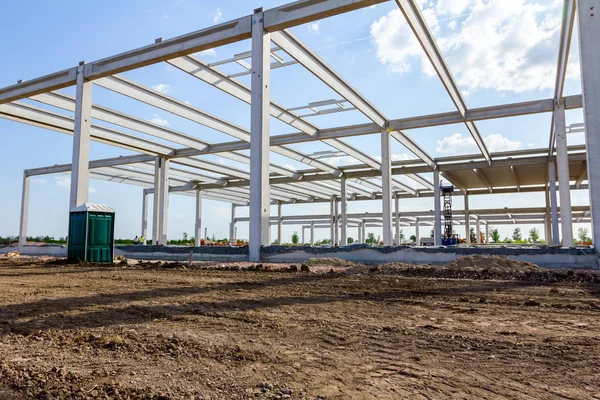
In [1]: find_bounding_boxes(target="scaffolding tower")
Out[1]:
[441,183,456,245]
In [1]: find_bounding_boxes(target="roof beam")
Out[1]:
[510,166,520,192]
[395,0,490,163]
[473,169,493,193]
[576,161,587,188]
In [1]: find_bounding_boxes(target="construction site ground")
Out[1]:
[0,256,599,399]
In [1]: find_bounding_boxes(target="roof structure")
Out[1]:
[3,0,599,262]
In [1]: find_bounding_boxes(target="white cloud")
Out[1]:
[31,178,47,184]
[448,20,457,30]
[212,8,223,23]
[307,22,320,34]
[436,133,521,155]
[199,48,217,57]
[374,153,413,162]
[54,176,70,188]
[370,0,579,93]
[151,83,170,94]
[151,115,170,127]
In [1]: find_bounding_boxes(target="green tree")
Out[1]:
[578,227,590,243]
[490,228,501,243]
[271,239,279,245]
[291,232,299,244]
[182,232,188,241]
[528,227,540,243]
[347,237,354,244]
[410,234,417,243]
[429,228,434,238]
[512,227,522,242]
[366,232,376,244]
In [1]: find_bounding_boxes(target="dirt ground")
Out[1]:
[0,257,599,399]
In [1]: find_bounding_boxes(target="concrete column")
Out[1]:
[277,202,282,244]
[361,219,366,244]
[329,199,335,244]
[69,63,93,210]
[141,190,149,240]
[433,168,442,246]
[158,158,170,245]
[19,172,30,250]
[381,129,393,245]
[340,177,347,245]
[464,193,471,245]
[394,194,400,245]
[310,221,315,246]
[249,7,271,262]
[194,190,202,246]
[555,102,573,247]
[476,216,481,244]
[577,1,600,251]
[357,221,362,243]
[544,186,552,244]
[415,217,420,246]
[334,198,339,245]
[229,204,236,245]
[152,158,162,245]
[205,227,208,241]
[301,227,305,245]
[548,160,560,245]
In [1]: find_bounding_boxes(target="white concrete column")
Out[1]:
[277,202,282,244]
[577,0,600,251]
[475,216,481,244]
[544,186,552,244]
[381,128,393,245]
[229,204,236,245]
[357,221,362,243]
[415,217,420,246]
[394,194,400,245]
[301,227,305,245]
[433,168,442,246]
[334,198,339,245]
[361,219,366,244]
[152,158,162,245]
[69,63,93,210]
[194,190,202,246]
[340,177,347,245]
[158,158,170,245]
[310,221,315,246]
[329,199,335,244]
[554,101,573,246]
[19,172,30,250]
[548,160,560,245]
[249,7,271,262]
[464,193,471,245]
[141,190,149,240]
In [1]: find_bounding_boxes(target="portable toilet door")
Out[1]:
[68,203,115,263]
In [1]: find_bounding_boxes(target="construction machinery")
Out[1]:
[441,183,457,246]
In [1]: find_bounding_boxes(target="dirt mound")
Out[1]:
[443,255,541,272]
[305,257,359,268]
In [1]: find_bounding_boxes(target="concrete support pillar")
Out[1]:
[158,158,170,245]
[464,193,471,245]
[548,160,560,245]
[249,8,271,261]
[194,190,202,246]
[19,173,30,250]
[544,186,552,244]
[229,204,236,244]
[394,195,400,245]
[476,216,481,244]
[277,202,282,245]
[329,199,335,244]
[381,129,393,245]
[415,217,420,246]
[361,219,366,245]
[357,222,362,243]
[152,157,167,245]
[340,177,347,246]
[310,221,315,246]
[334,198,339,246]
[301,227,305,245]
[577,1,600,252]
[555,102,573,247]
[433,169,442,246]
[141,190,149,240]
[69,63,92,210]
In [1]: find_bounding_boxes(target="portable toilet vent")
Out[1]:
[68,203,115,263]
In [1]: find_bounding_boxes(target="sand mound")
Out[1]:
[443,255,541,272]
[305,257,358,268]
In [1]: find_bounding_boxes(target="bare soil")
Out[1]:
[0,256,599,399]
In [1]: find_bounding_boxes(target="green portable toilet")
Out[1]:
[68,203,115,263]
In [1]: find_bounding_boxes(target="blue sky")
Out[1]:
[0,0,591,243]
